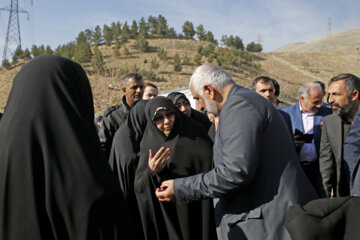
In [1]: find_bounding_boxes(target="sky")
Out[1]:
[0,0,359,58]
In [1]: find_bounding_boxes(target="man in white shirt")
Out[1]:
[281,82,332,196]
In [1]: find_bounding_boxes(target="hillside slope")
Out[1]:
[274,27,360,53]
[1,30,360,114]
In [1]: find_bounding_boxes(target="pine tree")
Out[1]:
[92,46,105,73]
[138,17,148,38]
[150,57,160,71]
[122,22,130,39]
[77,31,87,45]
[173,53,182,72]
[2,59,11,69]
[103,24,113,46]
[196,24,206,41]
[93,25,102,46]
[157,14,168,35]
[246,42,263,52]
[123,47,131,56]
[157,48,167,60]
[21,48,32,59]
[194,53,203,66]
[166,27,177,38]
[136,37,149,52]
[38,45,46,55]
[112,21,121,42]
[130,20,138,37]
[148,15,158,35]
[74,42,92,63]
[205,31,217,44]
[232,36,244,50]
[182,21,195,39]
[84,29,93,44]
[45,45,53,55]
[182,54,190,65]
[12,46,23,63]
[31,45,40,57]
[221,35,229,46]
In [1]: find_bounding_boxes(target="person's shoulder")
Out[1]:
[276,100,290,109]
[104,104,121,117]
[324,113,338,121]
[280,103,297,112]
[227,87,259,105]
[319,105,333,116]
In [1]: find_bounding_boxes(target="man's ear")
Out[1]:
[351,90,359,101]
[203,85,215,100]
[122,87,126,94]
[299,96,304,102]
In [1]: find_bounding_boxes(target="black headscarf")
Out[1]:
[167,91,212,132]
[0,55,132,240]
[109,100,148,240]
[134,96,217,240]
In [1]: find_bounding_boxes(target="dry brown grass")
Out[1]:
[1,36,360,114]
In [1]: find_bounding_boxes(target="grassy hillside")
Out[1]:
[1,33,360,115]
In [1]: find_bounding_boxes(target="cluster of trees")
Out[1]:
[2,14,263,73]
[221,35,262,52]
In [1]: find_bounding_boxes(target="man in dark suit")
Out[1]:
[281,82,332,196]
[320,74,360,198]
[344,107,360,196]
[156,64,318,240]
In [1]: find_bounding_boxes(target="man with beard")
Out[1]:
[99,73,144,157]
[319,73,360,198]
[155,63,318,240]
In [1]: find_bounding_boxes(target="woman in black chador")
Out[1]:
[109,100,148,240]
[0,55,132,240]
[134,96,217,240]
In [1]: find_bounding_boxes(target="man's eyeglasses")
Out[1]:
[153,111,175,123]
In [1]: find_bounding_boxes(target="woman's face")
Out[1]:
[153,109,175,135]
[175,97,191,117]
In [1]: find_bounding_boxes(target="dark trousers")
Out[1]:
[301,161,325,197]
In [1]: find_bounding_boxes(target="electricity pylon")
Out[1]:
[0,0,29,60]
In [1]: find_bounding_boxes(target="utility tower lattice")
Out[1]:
[327,17,332,38]
[0,0,30,60]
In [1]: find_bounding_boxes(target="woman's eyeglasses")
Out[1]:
[153,111,175,123]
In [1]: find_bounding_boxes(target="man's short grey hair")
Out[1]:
[299,82,323,99]
[189,63,234,95]
[122,72,143,83]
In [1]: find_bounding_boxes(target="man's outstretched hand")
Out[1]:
[155,180,176,202]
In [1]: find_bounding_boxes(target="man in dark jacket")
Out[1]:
[320,74,360,198]
[98,73,144,157]
[156,64,318,240]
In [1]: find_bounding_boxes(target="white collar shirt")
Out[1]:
[298,103,318,162]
